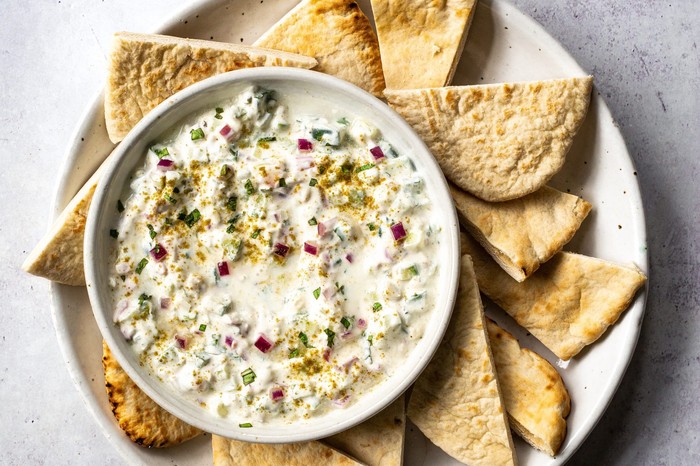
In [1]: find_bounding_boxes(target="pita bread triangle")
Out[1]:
[408,255,517,466]
[212,435,363,466]
[102,341,202,447]
[461,232,646,360]
[324,395,405,465]
[385,77,593,202]
[253,0,385,97]
[105,32,318,143]
[22,152,115,286]
[370,0,477,89]
[486,319,570,457]
[451,183,592,281]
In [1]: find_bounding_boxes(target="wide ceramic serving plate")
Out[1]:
[49,0,648,465]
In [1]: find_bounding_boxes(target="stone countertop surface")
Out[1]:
[0,0,697,464]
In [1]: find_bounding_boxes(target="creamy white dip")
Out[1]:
[109,85,442,426]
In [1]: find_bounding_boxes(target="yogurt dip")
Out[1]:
[109,85,443,426]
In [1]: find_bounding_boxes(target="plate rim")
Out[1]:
[47,0,649,464]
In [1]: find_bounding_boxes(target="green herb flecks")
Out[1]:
[135,258,148,274]
[182,209,201,228]
[199,324,207,332]
[241,368,256,385]
[309,178,318,187]
[251,229,261,239]
[109,229,119,239]
[372,302,382,312]
[299,332,311,348]
[117,200,125,213]
[308,217,318,226]
[340,316,351,329]
[278,178,287,188]
[313,287,321,299]
[324,328,336,347]
[226,196,237,212]
[311,128,332,141]
[356,163,375,173]
[190,128,205,140]
[214,107,224,119]
[245,179,255,195]
[239,422,253,428]
[151,146,169,159]
[289,348,300,359]
[147,224,156,240]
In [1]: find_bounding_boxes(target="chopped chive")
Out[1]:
[241,368,256,385]
[220,164,232,177]
[117,200,125,213]
[324,328,336,347]
[135,258,148,274]
[245,179,255,195]
[109,229,119,239]
[299,332,310,348]
[318,165,327,175]
[214,107,224,119]
[368,223,377,231]
[309,178,318,187]
[289,348,300,359]
[312,287,321,300]
[340,316,351,329]
[163,192,177,204]
[229,147,239,161]
[147,224,156,239]
[215,107,224,114]
[278,178,287,188]
[337,117,349,125]
[335,282,345,294]
[151,146,169,158]
[372,302,382,312]
[239,422,253,428]
[183,209,201,228]
[340,162,353,174]
[137,293,151,308]
[367,335,373,346]
[164,218,174,226]
[311,128,332,141]
[258,136,276,143]
[356,163,375,172]
[407,265,419,276]
[190,128,205,140]
[226,196,237,212]
[251,229,261,239]
[308,216,318,226]
[199,324,207,332]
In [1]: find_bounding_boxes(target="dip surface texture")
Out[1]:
[109,85,442,426]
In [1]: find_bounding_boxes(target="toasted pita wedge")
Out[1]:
[324,396,405,466]
[105,32,317,143]
[369,0,477,89]
[408,255,517,466]
[102,341,201,447]
[461,233,647,360]
[385,77,593,202]
[487,319,570,456]
[451,184,592,281]
[253,0,385,97]
[22,152,115,286]
[212,436,363,466]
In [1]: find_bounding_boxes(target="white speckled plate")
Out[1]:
[49,0,648,465]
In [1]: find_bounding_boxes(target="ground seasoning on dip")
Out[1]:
[109,85,442,425]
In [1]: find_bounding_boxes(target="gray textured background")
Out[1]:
[1,0,698,464]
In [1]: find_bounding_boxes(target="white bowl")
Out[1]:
[85,67,460,443]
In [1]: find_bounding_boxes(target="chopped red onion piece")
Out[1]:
[357,319,367,329]
[219,124,232,137]
[150,244,167,261]
[273,243,290,258]
[317,217,337,237]
[323,348,332,362]
[254,334,273,353]
[175,335,188,349]
[303,242,318,256]
[341,331,353,340]
[160,297,171,309]
[345,253,353,263]
[157,159,175,171]
[370,146,385,160]
[390,222,407,241]
[270,387,285,401]
[297,138,313,152]
[323,287,336,300]
[224,335,234,348]
[332,395,351,408]
[217,261,230,277]
[343,357,359,370]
